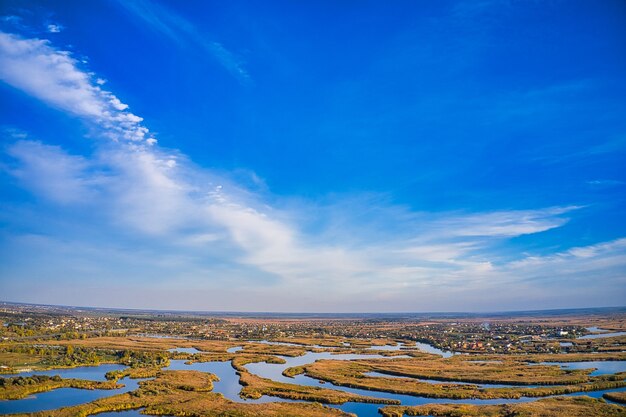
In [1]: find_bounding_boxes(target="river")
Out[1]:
[1,341,625,417]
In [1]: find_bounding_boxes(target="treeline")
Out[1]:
[48,345,105,366]
[49,346,169,367]
[117,349,170,368]
[1,344,169,371]
[0,375,62,387]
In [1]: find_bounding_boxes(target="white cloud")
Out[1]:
[426,206,578,238]
[47,24,63,33]
[499,238,626,298]
[109,96,129,111]
[1,31,623,311]
[510,238,626,269]
[6,140,100,204]
[7,135,617,310]
[0,31,154,143]
[396,242,478,263]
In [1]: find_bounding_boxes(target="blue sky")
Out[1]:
[0,0,625,312]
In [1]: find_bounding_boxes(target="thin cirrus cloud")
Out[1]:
[6,139,99,205]
[0,30,624,311]
[115,0,250,84]
[427,206,579,238]
[504,238,626,290]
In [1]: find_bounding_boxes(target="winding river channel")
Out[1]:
[0,364,144,414]
[2,341,625,416]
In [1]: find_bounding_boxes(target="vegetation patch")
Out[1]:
[0,375,121,400]
[604,391,626,404]
[299,358,626,399]
[237,368,399,405]
[5,371,355,417]
[379,396,626,417]
[227,354,398,405]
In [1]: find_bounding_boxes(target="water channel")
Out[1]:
[1,341,625,416]
[0,364,142,414]
[577,331,626,340]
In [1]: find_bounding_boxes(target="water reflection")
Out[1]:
[226,346,243,353]
[91,409,146,417]
[539,361,626,376]
[163,359,294,404]
[577,332,626,340]
[2,347,625,417]
[4,364,126,381]
[411,342,455,358]
[0,375,142,414]
[245,350,409,384]
[168,347,202,354]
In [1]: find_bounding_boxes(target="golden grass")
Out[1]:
[604,391,626,404]
[228,353,398,405]
[309,356,591,385]
[239,343,308,357]
[2,333,625,416]
[298,358,626,399]
[0,351,48,368]
[237,368,398,405]
[380,396,626,417]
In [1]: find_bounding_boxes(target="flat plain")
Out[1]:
[1,303,625,416]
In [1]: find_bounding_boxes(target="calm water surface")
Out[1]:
[586,327,608,333]
[539,361,626,376]
[226,346,243,353]
[0,375,142,414]
[577,332,626,340]
[411,342,455,358]
[167,347,202,354]
[164,359,295,404]
[2,345,625,417]
[4,364,126,381]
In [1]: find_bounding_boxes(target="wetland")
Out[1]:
[1,303,625,416]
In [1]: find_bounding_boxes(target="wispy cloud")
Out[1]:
[6,140,101,204]
[46,23,62,33]
[505,238,626,287]
[1,30,623,311]
[4,131,624,310]
[586,179,624,188]
[1,15,28,33]
[424,206,578,238]
[534,134,626,165]
[116,0,250,84]
[0,31,154,143]
[4,130,606,310]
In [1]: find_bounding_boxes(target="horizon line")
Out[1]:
[2,300,625,318]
